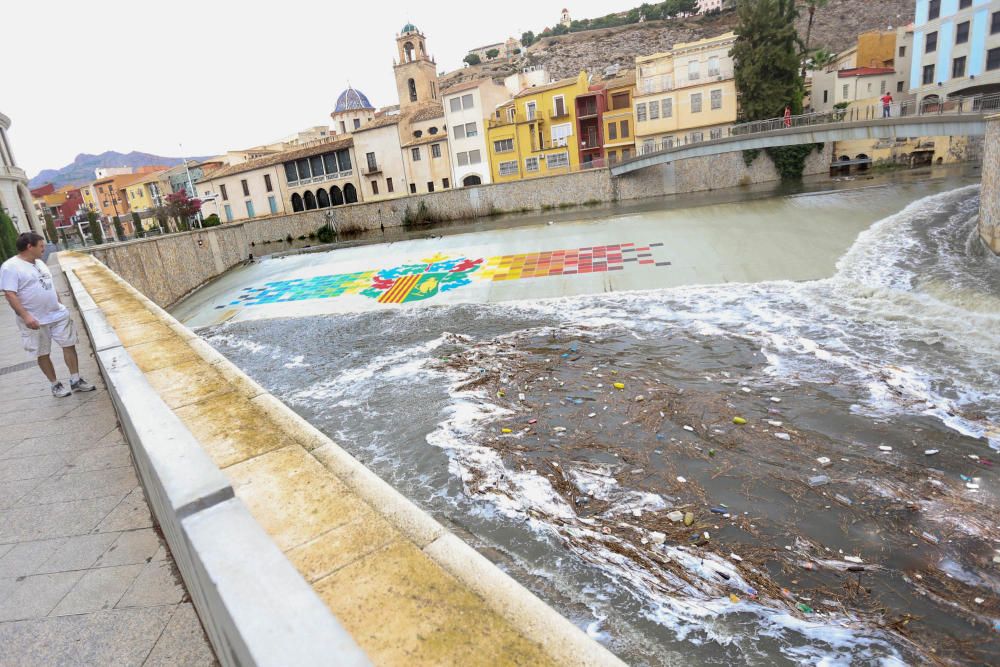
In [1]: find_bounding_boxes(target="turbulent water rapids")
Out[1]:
[203,185,999,665]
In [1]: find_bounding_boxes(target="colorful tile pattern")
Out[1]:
[218,242,669,309]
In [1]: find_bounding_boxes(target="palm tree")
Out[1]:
[801,0,829,77]
[809,48,837,71]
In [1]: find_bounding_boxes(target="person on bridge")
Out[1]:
[1,232,96,397]
[783,106,792,128]
[881,92,893,118]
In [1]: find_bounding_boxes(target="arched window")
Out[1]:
[317,188,331,208]
[304,191,317,210]
[462,174,482,187]
[291,193,304,212]
[408,78,417,102]
[404,42,415,62]
[344,183,358,204]
[330,185,344,206]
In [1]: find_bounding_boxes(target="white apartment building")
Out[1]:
[442,80,510,187]
[0,111,42,234]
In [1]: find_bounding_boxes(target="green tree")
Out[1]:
[463,53,481,66]
[87,210,103,245]
[801,0,829,73]
[485,48,500,59]
[0,207,18,261]
[520,31,535,47]
[152,205,171,233]
[202,213,221,227]
[112,216,125,241]
[43,213,58,245]
[732,0,804,120]
[132,212,145,238]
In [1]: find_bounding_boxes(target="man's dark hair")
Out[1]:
[15,232,45,252]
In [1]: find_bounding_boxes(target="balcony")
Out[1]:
[576,103,599,118]
[363,164,382,175]
[530,138,571,153]
[548,107,570,120]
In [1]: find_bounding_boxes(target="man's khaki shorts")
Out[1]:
[16,315,78,358]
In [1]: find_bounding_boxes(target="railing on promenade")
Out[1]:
[629,92,999,159]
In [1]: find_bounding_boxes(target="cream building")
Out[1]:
[197,138,361,222]
[633,32,738,152]
[400,106,453,193]
[442,79,510,187]
[0,111,42,234]
[353,117,409,201]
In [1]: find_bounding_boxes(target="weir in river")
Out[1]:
[174,168,1000,665]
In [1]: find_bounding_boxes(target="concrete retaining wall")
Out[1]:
[980,115,1000,255]
[63,267,371,667]
[61,252,626,666]
[85,148,833,308]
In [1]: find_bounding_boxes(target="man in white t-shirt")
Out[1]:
[1,232,96,397]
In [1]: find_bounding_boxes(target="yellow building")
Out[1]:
[633,31,738,153]
[123,170,167,215]
[80,183,100,213]
[486,71,590,183]
[602,72,636,165]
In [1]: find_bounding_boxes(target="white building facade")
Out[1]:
[442,81,510,187]
[0,112,41,234]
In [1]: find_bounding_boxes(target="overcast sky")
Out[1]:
[6,0,639,178]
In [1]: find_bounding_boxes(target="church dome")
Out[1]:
[401,23,418,34]
[334,87,374,113]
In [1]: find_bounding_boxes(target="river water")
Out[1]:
[182,173,999,665]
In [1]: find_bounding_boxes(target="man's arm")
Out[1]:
[3,291,40,329]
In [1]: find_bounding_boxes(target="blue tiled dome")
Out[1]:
[334,87,374,113]
[401,23,418,34]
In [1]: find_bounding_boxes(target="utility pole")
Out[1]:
[180,144,203,229]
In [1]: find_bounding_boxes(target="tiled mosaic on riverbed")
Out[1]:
[219,242,671,308]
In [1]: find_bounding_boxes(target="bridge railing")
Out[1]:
[729,92,1000,137]
[631,93,998,159]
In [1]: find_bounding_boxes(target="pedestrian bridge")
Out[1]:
[612,94,998,177]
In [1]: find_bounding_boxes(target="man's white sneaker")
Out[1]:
[71,378,96,392]
[52,382,71,398]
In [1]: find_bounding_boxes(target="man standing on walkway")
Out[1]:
[881,92,893,118]
[1,232,96,397]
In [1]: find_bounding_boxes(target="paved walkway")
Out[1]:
[0,258,215,666]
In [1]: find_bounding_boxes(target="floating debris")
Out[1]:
[816,456,832,467]
[667,511,684,523]
[775,432,791,441]
[878,445,893,452]
[770,397,782,403]
[732,416,747,425]
[613,382,625,390]
[808,475,830,487]
[924,449,939,456]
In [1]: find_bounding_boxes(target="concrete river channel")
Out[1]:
[174,168,999,665]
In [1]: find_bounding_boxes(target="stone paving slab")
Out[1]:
[0,258,215,665]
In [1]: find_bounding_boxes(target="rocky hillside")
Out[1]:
[442,0,913,89]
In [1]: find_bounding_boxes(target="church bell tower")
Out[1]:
[393,23,440,112]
